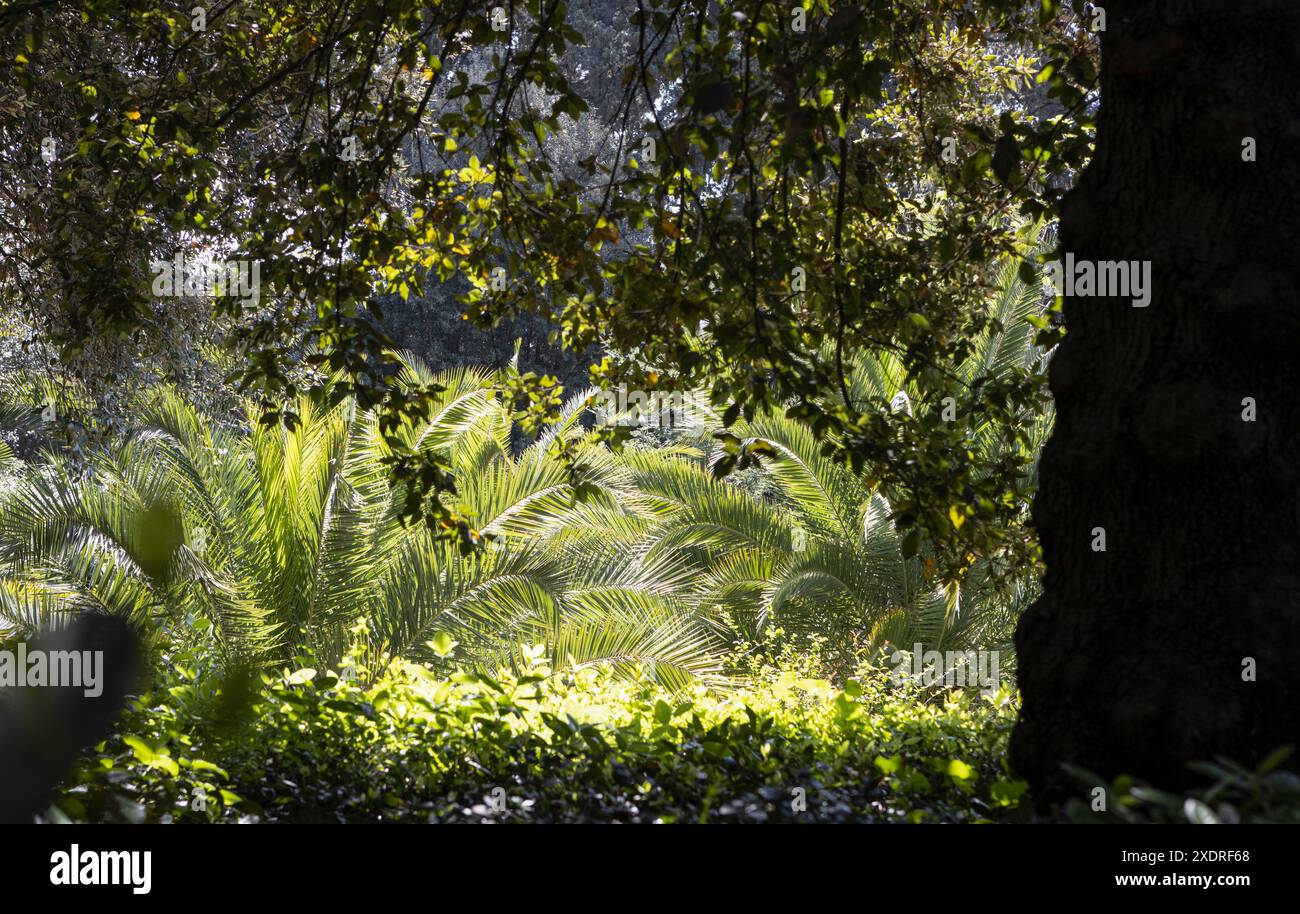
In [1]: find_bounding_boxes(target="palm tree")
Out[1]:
[0,250,1050,685]
[0,355,727,686]
[617,247,1055,662]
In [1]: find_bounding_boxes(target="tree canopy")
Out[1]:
[0,0,1097,586]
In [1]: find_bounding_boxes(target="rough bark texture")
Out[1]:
[1012,0,1300,799]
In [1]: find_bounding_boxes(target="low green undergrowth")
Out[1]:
[47,637,1029,824]
[1063,749,1300,825]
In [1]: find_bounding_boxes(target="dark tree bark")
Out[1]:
[1012,0,1300,799]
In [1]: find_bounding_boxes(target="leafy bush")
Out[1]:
[1062,749,1300,825]
[47,633,1028,824]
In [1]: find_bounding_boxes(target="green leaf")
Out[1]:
[1183,798,1218,824]
[1257,745,1294,774]
[427,632,460,658]
[946,758,975,782]
[990,779,1029,806]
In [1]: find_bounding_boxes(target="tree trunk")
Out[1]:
[1011,0,1300,800]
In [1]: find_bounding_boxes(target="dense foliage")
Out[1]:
[0,251,1049,682]
[7,1,1265,829]
[0,1,1094,574]
[0,251,1060,824]
[47,634,1029,824]
[43,630,1296,825]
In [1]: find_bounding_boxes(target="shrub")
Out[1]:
[47,634,1028,824]
[1062,749,1300,825]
